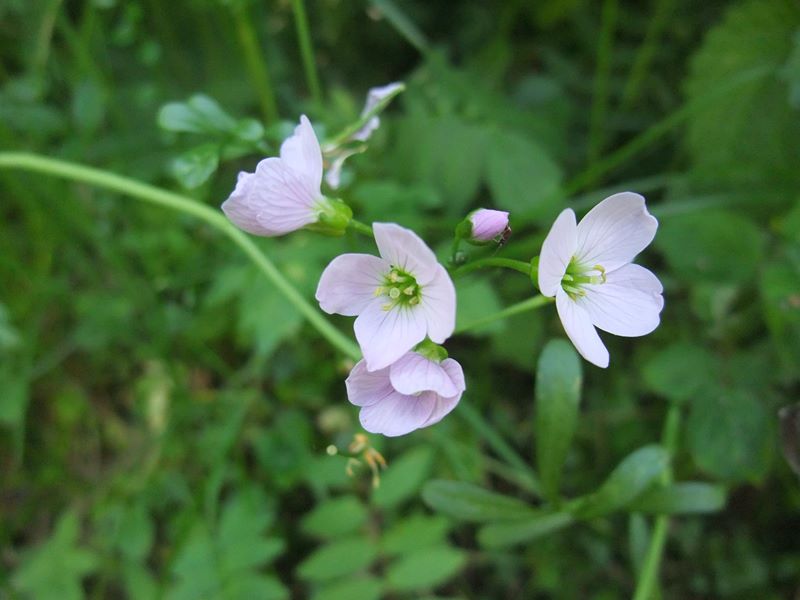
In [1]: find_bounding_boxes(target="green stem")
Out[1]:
[0,152,360,360]
[368,0,431,55]
[633,404,682,600]
[231,5,279,124]
[457,400,542,496]
[325,83,406,148]
[456,295,553,334]
[348,218,374,237]
[452,257,532,279]
[290,0,323,106]
[563,65,773,195]
[620,0,674,110]
[588,0,619,166]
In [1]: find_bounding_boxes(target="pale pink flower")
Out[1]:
[316,223,456,371]
[352,81,405,142]
[469,208,511,243]
[346,351,466,436]
[222,115,329,236]
[538,192,663,368]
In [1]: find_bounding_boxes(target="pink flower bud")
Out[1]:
[469,209,510,243]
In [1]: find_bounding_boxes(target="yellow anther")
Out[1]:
[403,286,416,296]
[409,296,420,306]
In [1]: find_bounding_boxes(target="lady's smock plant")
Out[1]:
[222,115,351,236]
[316,223,456,371]
[346,350,466,436]
[538,192,663,368]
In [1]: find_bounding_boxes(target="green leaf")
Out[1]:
[158,94,237,135]
[687,387,770,482]
[372,446,434,509]
[297,538,378,582]
[381,514,450,556]
[455,278,504,336]
[385,545,467,593]
[628,514,650,576]
[13,511,98,600]
[779,403,800,476]
[301,496,368,539]
[312,577,383,600]
[535,339,583,502]
[642,342,718,404]
[760,258,800,380]
[684,0,800,195]
[627,483,727,514]
[656,211,764,285]
[171,143,219,189]
[570,446,670,519]
[477,512,574,548]
[392,114,485,214]
[486,129,562,223]
[421,480,536,522]
[167,488,284,600]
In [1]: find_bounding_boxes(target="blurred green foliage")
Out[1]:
[1,0,799,598]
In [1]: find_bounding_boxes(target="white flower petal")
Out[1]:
[221,171,275,236]
[246,157,318,235]
[354,299,427,371]
[578,264,664,337]
[316,254,390,316]
[345,360,394,407]
[279,115,323,194]
[373,223,439,285]
[574,192,658,273]
[389,352,459,397]
[538,209,577,297]
[555,288,609,368]
[420,358,466,427]
[359,390,437,437]
[353,81,404,142]
[421,265,456,343]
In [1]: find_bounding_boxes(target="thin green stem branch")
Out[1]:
[290,0,323,106]
[457,400,542,496]
[452,257,532,279]
[231,4,279,124]
[563,65,773,196]
[633,404,682,600]
[588,0,619,166]
[368,0,431,55]
[348,218,374,237]
[456,295,553,334]
[0,152,359,360]
[620,0,675,110]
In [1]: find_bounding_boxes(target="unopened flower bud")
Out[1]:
[466,209,511,245]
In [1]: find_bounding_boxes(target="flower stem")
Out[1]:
[0,152,360,360]
[587,0,619,166]
[289,0,322,106]
[231,3,279,124]
[324,83,405,148]
[451,257,532,279]
[455,295,553,334]
[632,404,682,600]
[348,218,374,237]
[457,400,542,496]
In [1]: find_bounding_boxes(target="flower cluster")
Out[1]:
[220,100,664,437]
[316,223,464,436]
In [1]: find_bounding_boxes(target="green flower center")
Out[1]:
[561,257,606,300]
[376,267,423,310]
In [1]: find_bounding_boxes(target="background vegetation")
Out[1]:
[1,0,799,598]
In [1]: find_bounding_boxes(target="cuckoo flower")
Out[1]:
[316,223,456,371]
[538,192,663,368]
[222,115,349,236]
[346,351,466,436]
